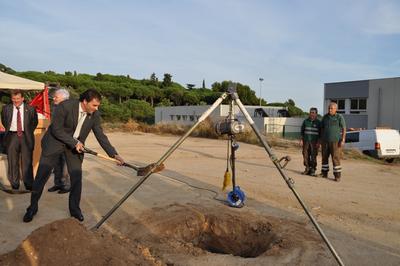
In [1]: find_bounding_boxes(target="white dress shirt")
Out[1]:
[10,103,24,131]
[73,103,87,139]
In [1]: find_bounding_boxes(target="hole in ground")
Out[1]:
[191,214,280,258]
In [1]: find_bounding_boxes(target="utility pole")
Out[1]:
[259,77,264,106]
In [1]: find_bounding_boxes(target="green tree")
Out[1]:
[162,73,173,87]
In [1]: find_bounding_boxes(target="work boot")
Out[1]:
[301,168,310,175]
[319,172,328,178]
[334,172,341,182]
[309,169,317,177]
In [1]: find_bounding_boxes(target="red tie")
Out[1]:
[16,106,23,137]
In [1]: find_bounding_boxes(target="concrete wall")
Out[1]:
[263,117,304,138]
[368,78,400,130]
[324,77,400,130]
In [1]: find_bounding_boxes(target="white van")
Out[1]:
[345,129,400,162]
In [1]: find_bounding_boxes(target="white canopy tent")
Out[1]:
[0,71,44,91]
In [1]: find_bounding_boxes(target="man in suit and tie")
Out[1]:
[47,88,71,194]
[23,89,124,222]
[1,90,38,190]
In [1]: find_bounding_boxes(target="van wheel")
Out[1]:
[385,158,394,163]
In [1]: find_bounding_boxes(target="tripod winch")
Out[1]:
[92,83,345,266]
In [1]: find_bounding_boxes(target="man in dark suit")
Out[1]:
[47,88,71,194]
[23,89,124,222]
[1,90,38,190]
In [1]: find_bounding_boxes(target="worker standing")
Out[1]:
[320,102,346,182]
[300,107,321,176]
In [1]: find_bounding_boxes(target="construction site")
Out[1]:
[1,125,399,265]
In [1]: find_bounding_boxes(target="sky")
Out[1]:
[1,0,399,111]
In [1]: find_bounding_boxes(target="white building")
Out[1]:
[324,77,400,130]
[155,105,303,138]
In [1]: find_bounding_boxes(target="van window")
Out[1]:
[346,132,360,143]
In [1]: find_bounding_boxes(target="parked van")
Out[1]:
[345,129,400,162]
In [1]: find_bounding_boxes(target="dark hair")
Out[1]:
[11,90,24,97]
[309,107,318,113]
[79,89,102,102]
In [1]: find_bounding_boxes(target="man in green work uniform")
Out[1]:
[320,102,346,182]
[300,107,321,176]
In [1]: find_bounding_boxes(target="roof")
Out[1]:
[0,71,44,91]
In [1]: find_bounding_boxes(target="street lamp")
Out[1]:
[259,78,264,106]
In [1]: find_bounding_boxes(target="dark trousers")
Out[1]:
[53,153,70,189]
[6,133,34,189]
[28,148,83,216]
[302,141,318,171]
[321,141,342,177]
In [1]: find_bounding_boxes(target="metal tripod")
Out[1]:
[92,85,344,266]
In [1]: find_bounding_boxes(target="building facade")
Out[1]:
[324,77,400,130]
[155,105,303,138]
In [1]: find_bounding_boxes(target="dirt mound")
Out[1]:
[0,204,334,265]
[0,219,160,266]
[116,203,334,265]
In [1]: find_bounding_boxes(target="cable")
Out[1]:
[87,157,222,202]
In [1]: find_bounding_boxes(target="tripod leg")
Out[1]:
[92,92,228,230]
[233,96,344,266]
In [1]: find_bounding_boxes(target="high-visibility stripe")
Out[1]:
[333,166,342,169]
[333,169,342,173]
[305,127,319,131]
[304,131,319,135]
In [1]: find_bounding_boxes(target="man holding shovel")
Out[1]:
[23,89,124,222]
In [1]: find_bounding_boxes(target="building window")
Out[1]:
[350,99,367,114]
[189,115,194,121]
[330,99,345,114]
[182,115,187,121]
[177,115,181,120]
[170,115,174,120]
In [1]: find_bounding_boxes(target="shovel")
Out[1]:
[82,147,165,176]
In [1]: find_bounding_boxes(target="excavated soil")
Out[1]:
[0,203,333,265]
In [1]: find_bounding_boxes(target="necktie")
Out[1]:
[16,107,23,137]
[73,111,86,139]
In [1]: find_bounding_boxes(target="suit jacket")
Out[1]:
[41,99,117,157]
[1,102,38,150]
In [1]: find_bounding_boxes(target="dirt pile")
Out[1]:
[0,219,160,266]
[0,204,335,265]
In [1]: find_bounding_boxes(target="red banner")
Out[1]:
[29,86,51,119]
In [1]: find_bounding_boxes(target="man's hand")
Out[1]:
[75,141,84,153]
[114,154,125,166]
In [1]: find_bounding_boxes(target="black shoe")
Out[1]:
[12,184,20,190]
[23,208,37,223]
[301,168,310,175]
[24,184,32,191]
[71,213,84,222]
[319,173,328,178]
[58,188,71,194]
[309,170,317,177]
[48,185,61,192]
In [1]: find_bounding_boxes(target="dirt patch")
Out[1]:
[114,203,334,265]
[0,204,334,265]
[0,219,160,266]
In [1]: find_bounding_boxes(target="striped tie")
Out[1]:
[16,106,23,137]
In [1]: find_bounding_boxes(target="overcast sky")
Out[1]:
[1,0,399,111]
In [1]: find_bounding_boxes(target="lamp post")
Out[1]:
[259,78,264,106]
